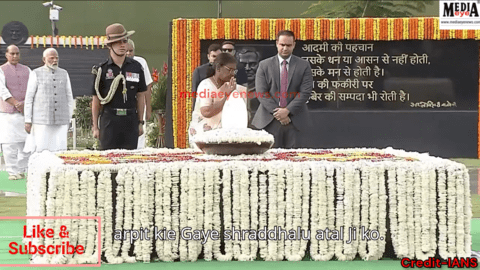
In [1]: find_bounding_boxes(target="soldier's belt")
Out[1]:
[103,108,136,116]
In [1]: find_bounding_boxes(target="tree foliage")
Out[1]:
[302,0,435,18]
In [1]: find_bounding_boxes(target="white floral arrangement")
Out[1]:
[193,128,274,145]
[25,148,472,264]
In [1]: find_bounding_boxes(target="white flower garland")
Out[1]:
[154,167,164,261]
[187,165,198,261]
[112,169,125,262]
[454,166,465,257]
[286,164,302,261]
[26,148,473,264]
[193,128,274,145]
[335,164,358,261]
[377,164,387,259]
[231,166,240,260]
[103,171,123,264]
[257,169,268,259]
[300,163,310,258]
[214,167,233,261]
[406,168,416,258]
[386,164,398,256]
[266,164,278,261]
[446,165,457,258]
[358,165,370,259]
[275,166,285,260]
[462,168,472,258]
[310,164,335,261]
[144,167,155,262]
[203,166,215,261]
[211,167,224,260]
[249,167,260,260]
[122,168,136,263]
[237,165,254,261]
[132,167,142,260]
[170,164,181,261]
[396,166,409,257]
[95,170,106,263]
[65,169,79,264]
[51,170,66,264]
[195,164,205,260]
[179,166,188,261]
[75,171,89,263]
[86,171,98,263]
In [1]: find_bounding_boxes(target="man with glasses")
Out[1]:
[221,41,236,55]
[91,23,147,150]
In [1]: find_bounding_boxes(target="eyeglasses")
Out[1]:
[224,66,238,75]
[222,48,235,53]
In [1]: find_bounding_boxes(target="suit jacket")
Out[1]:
[192,63,211,94]
[252,54,312,131]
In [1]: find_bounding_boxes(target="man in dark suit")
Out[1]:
[191,43,222,107]
[252,30,312,149]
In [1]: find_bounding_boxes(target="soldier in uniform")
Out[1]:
[91,23,147,150]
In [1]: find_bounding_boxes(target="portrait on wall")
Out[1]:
[2,21,29,45]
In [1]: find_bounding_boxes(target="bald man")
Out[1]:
[0,45,31,180]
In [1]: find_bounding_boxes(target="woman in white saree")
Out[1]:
[189,53,247,148]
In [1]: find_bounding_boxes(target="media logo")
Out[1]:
[440,0,480,29]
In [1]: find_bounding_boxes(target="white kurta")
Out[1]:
[0,113,27,143]
[134,56,153,149]
[24,124,68,153]
[0,67,31,175]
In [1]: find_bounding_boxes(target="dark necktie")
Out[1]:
[280,59,288,108]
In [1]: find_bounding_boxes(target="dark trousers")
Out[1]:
[264,119,298,149]
[99,109,139,150]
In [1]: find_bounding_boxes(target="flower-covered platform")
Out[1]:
[26,148,472,264]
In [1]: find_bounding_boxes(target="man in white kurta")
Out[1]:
[126,40,153,149]
[0,45,31,180]
[24,48,74,153]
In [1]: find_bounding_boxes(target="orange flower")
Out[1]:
[306,19,314,40]
[365,18,373,40]
[205,19,212,39]
[217,19,225,39]
[231,19,238,39]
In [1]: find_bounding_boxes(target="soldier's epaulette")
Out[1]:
[91,59,109,75]
[98,59,109,66]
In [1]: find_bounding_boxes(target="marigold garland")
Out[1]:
[359,18,366,40]
[418,18,425,40]
[205,19,212,40]
[186,20,193,147]
[217,19,225,40]
[232,19,239,39]
[365,19,373,40]
[300,19,306,41]
[212,19,218,40]
[170,18,480,156]
[172,20,178,147]
[225,19,231,40]
[344,19,350,40]
[330,19,336,40]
